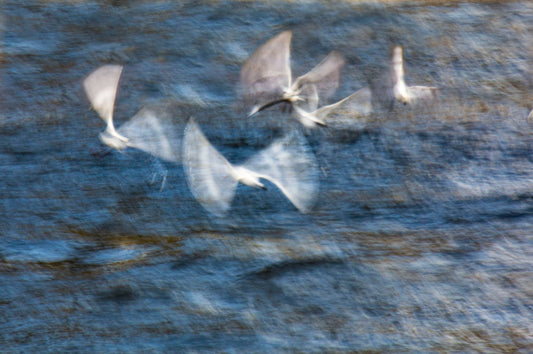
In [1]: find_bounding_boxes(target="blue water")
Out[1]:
[1,0,532,352]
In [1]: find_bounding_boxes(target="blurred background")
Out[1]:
[1,0,532,351]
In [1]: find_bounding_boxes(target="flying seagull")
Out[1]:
[371,45,438,110]
[83,65,180,163]
[240,30,345,127]
[183,118,319,216]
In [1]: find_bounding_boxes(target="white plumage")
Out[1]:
[183,118,319,216]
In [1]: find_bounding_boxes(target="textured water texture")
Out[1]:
[1,0,533,352]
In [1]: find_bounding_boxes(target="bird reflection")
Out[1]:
[240,30,345,127]
[183,118,319,216]
[370,45,438,111]
[83,65,181,163]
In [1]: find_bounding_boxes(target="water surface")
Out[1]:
[1,0,532,352]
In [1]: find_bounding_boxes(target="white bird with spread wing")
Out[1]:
[240,30,345,127]
[371,46,438,110]
[391,46,438,105]
[183,118,319,216]
[83,65,180,163]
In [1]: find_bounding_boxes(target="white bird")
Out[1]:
[83,65,180,163]
[240,30,345,127]
[391,46,438,104]
[371,45,438,110]
[183,118,319,216]
[292,84,372,126]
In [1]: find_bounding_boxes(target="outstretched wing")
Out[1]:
[183,118,238,216]
[406,86,438,103]
[83,65,123,128]
[293,51,345,104]
[391,45,406,82]
[240,31,293,112]
[315,86,373,121]
[294,85,371,127]
[244,131,319,213]
[118,108,182,163]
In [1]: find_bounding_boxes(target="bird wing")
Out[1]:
[183,118,238,216]
[118,108,182,163]
[294,85,371,126]
[83,65,123,129]
[315,86,373,121]
[406,86,438,102]
[240,31,293,112]
[243,131,319,213]
[293,51,345,103]
[391,45,406,81]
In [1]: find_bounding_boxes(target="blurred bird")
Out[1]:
[183,118,319,216]
[528,109,533,122]
[292,84,373,125]
[83,65,180,163]
[370,45,438,110]
[240,30,345,127]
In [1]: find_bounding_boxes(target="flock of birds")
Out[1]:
[83,30,439,217]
